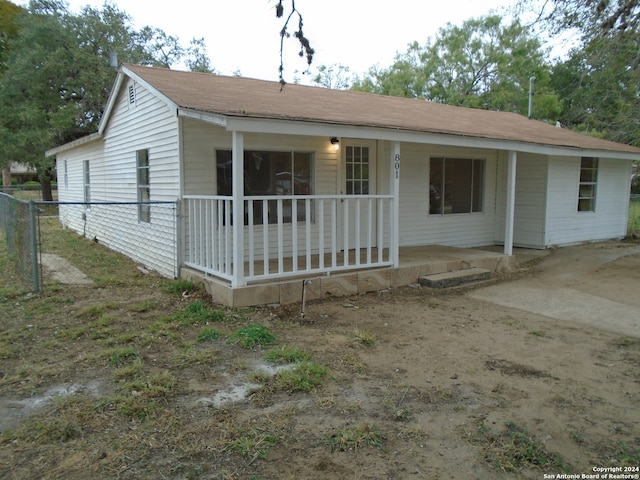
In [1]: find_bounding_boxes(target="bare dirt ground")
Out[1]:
[1,236,639,479]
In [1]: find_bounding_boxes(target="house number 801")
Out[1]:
[394,154,400,179]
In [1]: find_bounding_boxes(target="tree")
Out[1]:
[0,0,217,198]
[521,0,640,36]
[312,64,353,89]
[521,0,640,145]
[0,0,23,186]
[185,37,216,74]
[352,15,562,121]
[0,0,22,74]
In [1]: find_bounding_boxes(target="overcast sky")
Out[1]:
[21,0,546,82]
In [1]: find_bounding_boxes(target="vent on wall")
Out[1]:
[128,84,136,105]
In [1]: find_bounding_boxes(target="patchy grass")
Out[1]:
[462,419,568,473]
[2,217,639,479]
[264,345,311,364]
[167,300,226,326]
[228,323,277,349]
[325,422,386,453]
[197,327,223,342]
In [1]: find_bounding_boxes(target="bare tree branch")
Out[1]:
[276,0,314,87]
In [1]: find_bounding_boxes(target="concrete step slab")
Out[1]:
[419,267,491,288]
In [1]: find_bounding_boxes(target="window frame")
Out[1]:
[578,157,598,213]
[64,160,68,190]
[83,160,90,204]
[429,157,485,215]
[216,149,315,225]
[136,149,151,223]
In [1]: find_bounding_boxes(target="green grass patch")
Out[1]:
[197,327,223,342]
[272,361,328,392]
[612,441,640,465]
[103,347,138,367]
[167,300,226,326]
[162,279,200,296]
[228,323,277,349]
[264,345,311,364]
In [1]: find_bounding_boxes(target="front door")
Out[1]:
[341,140,377,250]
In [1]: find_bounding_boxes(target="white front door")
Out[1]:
[341,140,377,250]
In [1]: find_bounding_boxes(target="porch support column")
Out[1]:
[504,150,517,256]
[390,141,401,267]
[231,131,246,287]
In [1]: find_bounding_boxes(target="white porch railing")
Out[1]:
[183,194,394,284]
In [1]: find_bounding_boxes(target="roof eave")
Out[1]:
[45,132,102,157]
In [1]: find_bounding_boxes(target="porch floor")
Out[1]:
[182,245,539,308]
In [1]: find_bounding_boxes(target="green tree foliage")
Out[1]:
[551,33,640,145]
[0,0,23,74]
[527,0,640,145]
[351,15,562,121]
[0,0,215,198]
[312,64,354,89]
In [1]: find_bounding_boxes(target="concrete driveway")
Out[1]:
[469,241,640,337]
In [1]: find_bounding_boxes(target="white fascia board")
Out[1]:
[225,117,639,161]
[45,132,102,157]
[178,108,227,127]
[98,71,126,135]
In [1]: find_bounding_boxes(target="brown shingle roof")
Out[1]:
[124,63,640,155]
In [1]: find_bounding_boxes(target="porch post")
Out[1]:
[231,131,246,287]
[390,141,401,267]
[504,150,517,256]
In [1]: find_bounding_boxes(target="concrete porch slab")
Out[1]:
[180,245,520,308]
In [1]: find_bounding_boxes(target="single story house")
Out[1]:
[46,63,640,306]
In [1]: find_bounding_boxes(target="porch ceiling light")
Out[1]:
[330,137,340,150]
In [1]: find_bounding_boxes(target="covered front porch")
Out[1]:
[179,130,521,306]
[181,244,517,307]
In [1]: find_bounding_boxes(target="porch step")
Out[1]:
[419,267,491,288]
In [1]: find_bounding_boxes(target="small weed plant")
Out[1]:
[352,327,376,347]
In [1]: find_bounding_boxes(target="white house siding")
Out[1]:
[512,153,548,248]
[55,81,180,277]
[182,122,340,259]
[545,156,630,246]
[398,144,499,248]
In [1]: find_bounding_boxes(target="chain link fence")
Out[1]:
[1,196,179,291]
[0,193,39,289]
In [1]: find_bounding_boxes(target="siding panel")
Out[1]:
[55,80,179,277]
[546,157,629,246]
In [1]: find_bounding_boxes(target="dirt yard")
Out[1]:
[1,233,639,479]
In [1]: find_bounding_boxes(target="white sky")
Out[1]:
[22,0,547,83]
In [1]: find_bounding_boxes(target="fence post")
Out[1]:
[29,200,40,292]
